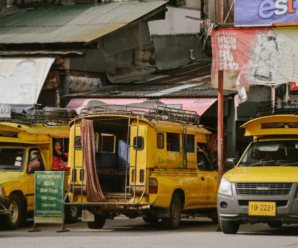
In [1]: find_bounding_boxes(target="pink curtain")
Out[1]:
[81,119,106,202]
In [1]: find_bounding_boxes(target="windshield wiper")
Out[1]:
[248,160,277,167]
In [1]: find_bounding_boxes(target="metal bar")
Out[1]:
[224,1,235,24]
[220,0,224,23]
[80,117,84,203]
[134,116,140,203]
[218,70,224,184]
[125,116,131,202]
[72,118,76,203]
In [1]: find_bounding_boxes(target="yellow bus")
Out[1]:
[0,108,78,229]
[68,106,218,229]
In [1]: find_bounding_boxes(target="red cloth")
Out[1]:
[52,156,70,171]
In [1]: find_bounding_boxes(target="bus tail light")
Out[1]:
[149,178,158,194]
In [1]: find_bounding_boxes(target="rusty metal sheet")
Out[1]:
[0,2,167,44]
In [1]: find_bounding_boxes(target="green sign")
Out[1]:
[34,171,64,224]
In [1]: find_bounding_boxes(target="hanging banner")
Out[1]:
[235,0,298,27]
[212,27,298,90]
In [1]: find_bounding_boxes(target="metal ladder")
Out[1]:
[125,116,140,203]
[182,123,188,169]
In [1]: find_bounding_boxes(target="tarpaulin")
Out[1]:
[66,98,217,116]
[212,27,298,90]
[235,0,298,27]
[0,58,55,105]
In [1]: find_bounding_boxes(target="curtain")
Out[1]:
[81,119,106,202]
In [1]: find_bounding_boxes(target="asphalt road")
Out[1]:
[1,217,298,248]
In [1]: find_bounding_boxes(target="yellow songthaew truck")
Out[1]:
[0,108,78,230]
[68,106,218,229]
[218,114,298,234]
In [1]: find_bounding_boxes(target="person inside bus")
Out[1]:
[52,140,69,171]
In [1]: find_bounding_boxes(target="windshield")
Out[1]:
[0,148,24,171]
[239,141,298,167]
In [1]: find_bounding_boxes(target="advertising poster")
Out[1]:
[235,0,298,26]
[212,27,298,90]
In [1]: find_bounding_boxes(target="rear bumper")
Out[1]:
[218,183,298,223]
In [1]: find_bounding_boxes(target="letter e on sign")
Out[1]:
[259,0,276,18]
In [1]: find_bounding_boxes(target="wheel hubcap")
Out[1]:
[172,204,178,219]
[9,201,18,224]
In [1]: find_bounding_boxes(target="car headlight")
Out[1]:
[0,186,5,196]
[219,178,232,196]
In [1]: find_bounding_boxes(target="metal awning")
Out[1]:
[66,98,217,116]
[0,57,55,105]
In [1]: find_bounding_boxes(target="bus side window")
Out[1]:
[157,133,164,149]
[167,133,180,152]
[27,148,45,174]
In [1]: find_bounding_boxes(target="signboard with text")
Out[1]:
[34,171,64,224]
[235,0,298,26]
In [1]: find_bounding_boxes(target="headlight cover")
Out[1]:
[219,178,232,196]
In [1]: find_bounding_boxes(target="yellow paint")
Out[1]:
[0,122,69,213]
[69,115,218,214]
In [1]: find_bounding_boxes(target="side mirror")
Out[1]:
[28,166,41,174]
[224,158,236,171]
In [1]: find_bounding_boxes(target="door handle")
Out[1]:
[201,176,205,181]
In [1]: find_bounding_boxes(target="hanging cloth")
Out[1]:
[81,119,106,202]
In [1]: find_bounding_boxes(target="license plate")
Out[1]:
[248,201,276,216]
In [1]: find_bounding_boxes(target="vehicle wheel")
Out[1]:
[87,214,106,229]
[220,219,240,234]
[143,215,159,224]
[65,206,79,224]
[1,194,23,230]
[162,194,182,229]
[268,221,283,228]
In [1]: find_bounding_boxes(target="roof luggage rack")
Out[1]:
[256,101,298,117]
[0,107,77,126]
[80,105,201,125]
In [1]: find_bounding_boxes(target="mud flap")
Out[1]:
[82,210,95,222]
[157,208,170,218]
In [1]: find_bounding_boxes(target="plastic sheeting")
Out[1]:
[0,57,54,105]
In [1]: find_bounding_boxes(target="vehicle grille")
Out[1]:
[236,183,293,196]
[238,200,288,207]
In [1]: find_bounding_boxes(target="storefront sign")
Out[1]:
[212,27,298,90]
[34,171,64,224]
[235,0,298,26]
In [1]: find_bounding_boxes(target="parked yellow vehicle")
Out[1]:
[68,106,218,229]
[218,114,298,234]
[0,108,78,230]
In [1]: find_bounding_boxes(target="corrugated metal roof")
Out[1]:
[0,2,167,44]
[64,62,236,99]
[64,83,235,99]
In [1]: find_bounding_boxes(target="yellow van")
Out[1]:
[0,108,78,230]
[68,106,218,229]
[218,114,298,234]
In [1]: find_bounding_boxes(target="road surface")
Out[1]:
[1,217,298,248]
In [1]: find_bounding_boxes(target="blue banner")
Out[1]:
[235,0,298,26]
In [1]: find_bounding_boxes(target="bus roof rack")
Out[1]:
[0,107,77,126]
[256,101,298,117]
[80,105,201,125]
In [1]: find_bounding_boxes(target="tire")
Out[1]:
[220,219,240,234]
[87,215,106,229]
[143,215,159,224]
[268,221,283,228]
[162,194,182,229]
[65,206,79,224]
[1,194,23,230]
